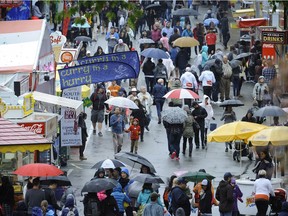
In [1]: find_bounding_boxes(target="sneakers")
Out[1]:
[80,156,87,160]
[93,129,96,135]
[171,152,176,159]
[98,132,103,137]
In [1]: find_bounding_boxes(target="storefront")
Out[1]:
[0,19,55,95]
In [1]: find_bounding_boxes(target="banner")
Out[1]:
[62,0,70,36]
[59,61,137,90]
[77,51,140,75]
[6,0,30,20]
[61,87,82,147]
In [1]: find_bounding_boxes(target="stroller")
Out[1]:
[269,188,287,215]
[233,141,253,162]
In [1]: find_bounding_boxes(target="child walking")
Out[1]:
[125,118,141,154]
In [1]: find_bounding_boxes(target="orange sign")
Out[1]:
[262,44,276,60]
[61,52,73,63]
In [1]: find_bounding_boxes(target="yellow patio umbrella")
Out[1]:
[173,37,200,47]
[208,121,268,143]
[248,126,288,146]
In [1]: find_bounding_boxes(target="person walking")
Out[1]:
[205,30,217,55]
[220,106,236,152]
[169,121,184,161]
[43,181,62,214]
[199,67,216,99]
[175,48,190,76]
[230,178,243,216]
[221,12,230,50]
[0,176,14,216]
[199,95,214,145]
[216,172,234,216]
[153,59,169,88]
[125,118,141,154]
[111,184,131,216]
[220,56,233,101]
[142,58,155,93]
[262,58,277,103]
[253,170,275,216]
[131,99,146,142]
[138,86,153,130]
[191,102,208,149]
[252,76,269,108]
[90,85,107,136]
[143,192,164,216]
[105,26,119,53]
[78,112,88,160]
[110,107,126,154]
[152,79,168,124]
[182,105,195,157]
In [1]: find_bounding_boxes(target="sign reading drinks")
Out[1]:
[77,51,140,74]
[262,31,287,44]
[58,61,136,90]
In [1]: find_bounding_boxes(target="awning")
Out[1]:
[32,91,83,116]
[0,118,52,153]
[237,18,268,28]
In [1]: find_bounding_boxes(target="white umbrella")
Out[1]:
[105,97,139,109]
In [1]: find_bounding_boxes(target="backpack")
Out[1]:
[66,207,75,216]
[84,197,101,216]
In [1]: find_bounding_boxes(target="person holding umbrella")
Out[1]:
[182,105,196,157]
[220,106,236,152]
[152,79,168,124]
[192,102,208,149]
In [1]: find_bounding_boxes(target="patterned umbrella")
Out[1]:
[163,89,199,99]
[162,107,188,124]
[92,159,126,169]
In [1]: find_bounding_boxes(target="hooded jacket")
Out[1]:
[241,110,256,123]
[191,105,208,126]
[61,195,79,216]
[180,71,198,89]
[170,186,191,216]
[201,46,209,67]
[111,184,131,213]
[199,95,214,128]
[199,70,216,87]
[216,180,234,213]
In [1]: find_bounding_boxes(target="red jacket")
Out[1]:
[127,125,141,140]
[205,32,217,45]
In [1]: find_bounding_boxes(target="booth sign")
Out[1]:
[18,122,45,135]
[262,30,288,44]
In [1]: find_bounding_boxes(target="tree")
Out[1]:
[51,0,143,30]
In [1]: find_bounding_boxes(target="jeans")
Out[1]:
[113,133,123,154]
[145,77,154,93]
[108,46,114,53]
[183,137,193,154]
[155,98,165,118]
[212,81,220,102]
[220,212,232,216]
[165,128,172,154]
[255,199,269,216]
[169,133,182,157]
[194,125,205,147]
[232,76,240,97]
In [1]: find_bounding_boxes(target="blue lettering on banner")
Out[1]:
[59,61,137,90]
[77,51,140,75]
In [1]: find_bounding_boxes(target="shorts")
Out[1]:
[91,109,104,123]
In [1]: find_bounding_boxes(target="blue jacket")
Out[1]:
[201,46,209,67]
[182,29,193,37]
[111,184,131,213]
[61,196,79,216]
[136,189,163,208]
[110,114,125,134]
[152,84,167,99]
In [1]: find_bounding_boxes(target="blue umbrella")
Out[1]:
[141,48,170,59]
[204,18,219,26]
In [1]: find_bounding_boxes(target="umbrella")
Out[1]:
[40,176,72,187]
[211,53,223,61]
[173,37,200,48]
[105,97,139,109]
[207,121,268,143]
[219,99,244,107]
[72,22,91,29]
[179,171,215,182]
[132,174,164,184]
[92,159,126,169]
[283,107,288,113]
[74,36,92,42]
[115,152,156,173]
[254,105,287,117]
[204,18,219,26]
[235,52,252,60]
[161,107,188,124]
[81,178,118,194]
[172,8,200,16]
[163,89,199,99]
[204,59,216,69]
[230,59,242,69]
[13,163,63,177]
[248,126,288,146]
[141,48,170,59]
[145,3,161,10]
[138,38,155,44]
[127,181,160,198]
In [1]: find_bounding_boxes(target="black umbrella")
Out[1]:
[145,4,161,10]
[40,176,72,187]
[81,178,118,195]
[138,38,155,44]
[230,59,242,69]
[235,52,252,60]
[219,99,244,107]
[254,105,287,117]
[132,174,164,184]
[127,181,160,198]
[173,8,200,16]
[74,36,92,42]
[203,59,216,69]
[115,152,156,173]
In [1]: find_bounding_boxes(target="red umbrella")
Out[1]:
[163,89,199,99]
[13,163,63,177]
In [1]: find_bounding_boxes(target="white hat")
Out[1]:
[131,88,137,92]
[201,179,208,186]
[118,39,123,44]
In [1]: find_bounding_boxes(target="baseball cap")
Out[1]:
[177,177,188,184]
[224,172,233,180]
[201,179,208,186]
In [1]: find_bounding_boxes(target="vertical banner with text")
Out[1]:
[61,86,82,147]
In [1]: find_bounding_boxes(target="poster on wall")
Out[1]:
[60,86,82,147]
